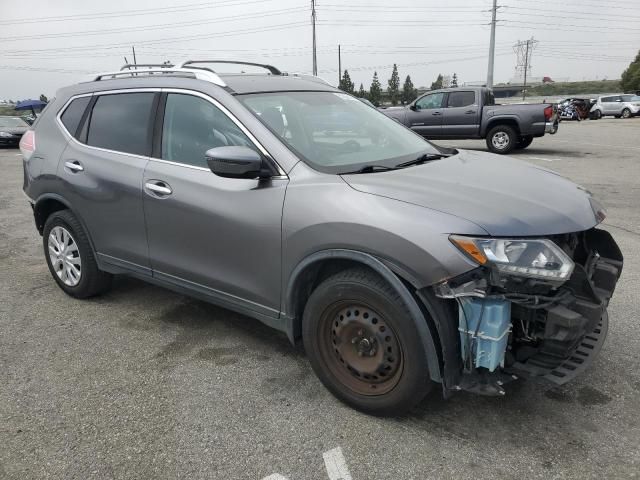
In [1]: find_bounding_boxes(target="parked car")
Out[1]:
[590,94,640,119]
[21,61,622,415]
[381,87,558,154]
[0,116,29,147]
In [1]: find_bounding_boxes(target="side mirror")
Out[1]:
[205,146,268,179]
[410,103,418,111]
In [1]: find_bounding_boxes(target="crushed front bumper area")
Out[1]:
[429,228,623,396]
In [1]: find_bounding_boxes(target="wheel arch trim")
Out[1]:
[284,249,442,382]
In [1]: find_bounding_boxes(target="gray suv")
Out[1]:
[21,61,623,415]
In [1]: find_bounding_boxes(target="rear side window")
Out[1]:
[60,96,91,138]
[87,93,155,156]
[447,91,476,108]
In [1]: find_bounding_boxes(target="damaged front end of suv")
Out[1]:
[428,227,623,396]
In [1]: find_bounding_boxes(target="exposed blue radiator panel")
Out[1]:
[458,297,512,372]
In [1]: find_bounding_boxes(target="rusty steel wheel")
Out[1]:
[320,302,404,396]
[302,268,433,415]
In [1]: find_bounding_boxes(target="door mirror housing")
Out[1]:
[205,146,269,179]
[410,103,419,111]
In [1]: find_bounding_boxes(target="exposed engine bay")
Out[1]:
[432,228,623,396]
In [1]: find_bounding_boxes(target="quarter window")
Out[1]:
[86,93,156,156]
[447,91,476,108]
[161,93,253,168]
[60,96,91,138]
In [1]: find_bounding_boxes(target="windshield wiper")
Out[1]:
[395,153,450,169]
[340,164,398,174]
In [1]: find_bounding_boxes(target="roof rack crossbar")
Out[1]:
[179,60,282,76]
[88,67,226,87]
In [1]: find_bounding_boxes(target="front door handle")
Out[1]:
[64,161,84,172]
[145,181,172,196]
[431,111,442,116]
[465,110,477,114]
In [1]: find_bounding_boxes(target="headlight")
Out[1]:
[0,131,13,138]
[450,235,574,282]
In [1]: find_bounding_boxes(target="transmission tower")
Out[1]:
[513,37,538,100]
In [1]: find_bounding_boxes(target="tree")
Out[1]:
[401,75,417,104]
[387,64,400,105]
[39,94,48,103]
[430,74,444,90]
[621,50,640,92]
[339,69,355,94]
[369,71,382,106]
[358,83,366,98]
[451,73,459,88]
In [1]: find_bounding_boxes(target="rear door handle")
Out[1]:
[465,110,477,114]
[431,111,442,116]
[64,161,84,172]
[145,180,172,197]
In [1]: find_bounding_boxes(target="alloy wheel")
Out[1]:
[492,131,510,150]
[48,226,82,286]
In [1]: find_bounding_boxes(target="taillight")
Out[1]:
[544,105,553,121]
[19,130,35,160]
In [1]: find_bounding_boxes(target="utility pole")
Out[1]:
[513,37,537,101]
[132,46,137,67]
[311,0,317,76]
[338,44,342,86]
[486,0,498,88]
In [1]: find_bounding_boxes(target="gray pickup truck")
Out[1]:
[382,87,558,154]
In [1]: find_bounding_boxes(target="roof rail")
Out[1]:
[179,60,282,76]
[287,72,332,86]
[86,67,226,87]
[120,63,174,71]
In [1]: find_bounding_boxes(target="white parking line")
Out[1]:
[520,155,560,162]
[262,475,289,480]
[323,447,353,480]
[552,138,640,151]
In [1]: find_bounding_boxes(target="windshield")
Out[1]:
[239,91,442,173]
[0,117,28,128]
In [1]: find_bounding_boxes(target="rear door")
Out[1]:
[142,90,287,317]
[57,91,157,274]
[442,90,479,137]
[405,92,445,137]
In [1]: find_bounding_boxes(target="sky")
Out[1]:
[1,0,638,100]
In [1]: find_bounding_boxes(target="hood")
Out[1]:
[341,150,601,236]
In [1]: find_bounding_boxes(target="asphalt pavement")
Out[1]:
[1,117,639,479]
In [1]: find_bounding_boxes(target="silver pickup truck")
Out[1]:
[382,87,558,154]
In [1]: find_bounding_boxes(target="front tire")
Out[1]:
[43,210,112,298]
[486,124,517,154]
[302,268,433,416]
[621,108,631,119]
[592,109,602,120]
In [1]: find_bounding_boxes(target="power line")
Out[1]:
[0,0,278,26]
[0,7,306,42]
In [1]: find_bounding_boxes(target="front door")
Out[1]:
[142,91,287,317]
[58,91,157,274]
[405,92,446,137]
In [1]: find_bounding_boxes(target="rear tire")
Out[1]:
[515,135,534,150]
[302,268,433,416]
[486,124,517,154]
[621,108,631,119]
[43,210,112,299]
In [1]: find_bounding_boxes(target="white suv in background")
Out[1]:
[590,94,640,119]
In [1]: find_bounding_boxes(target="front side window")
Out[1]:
[447,91,476,108]
[161,93,253,168]
[87,92,156,156]
[239,91,441,174]
[416,93,445,110]
[60,96,91,138]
